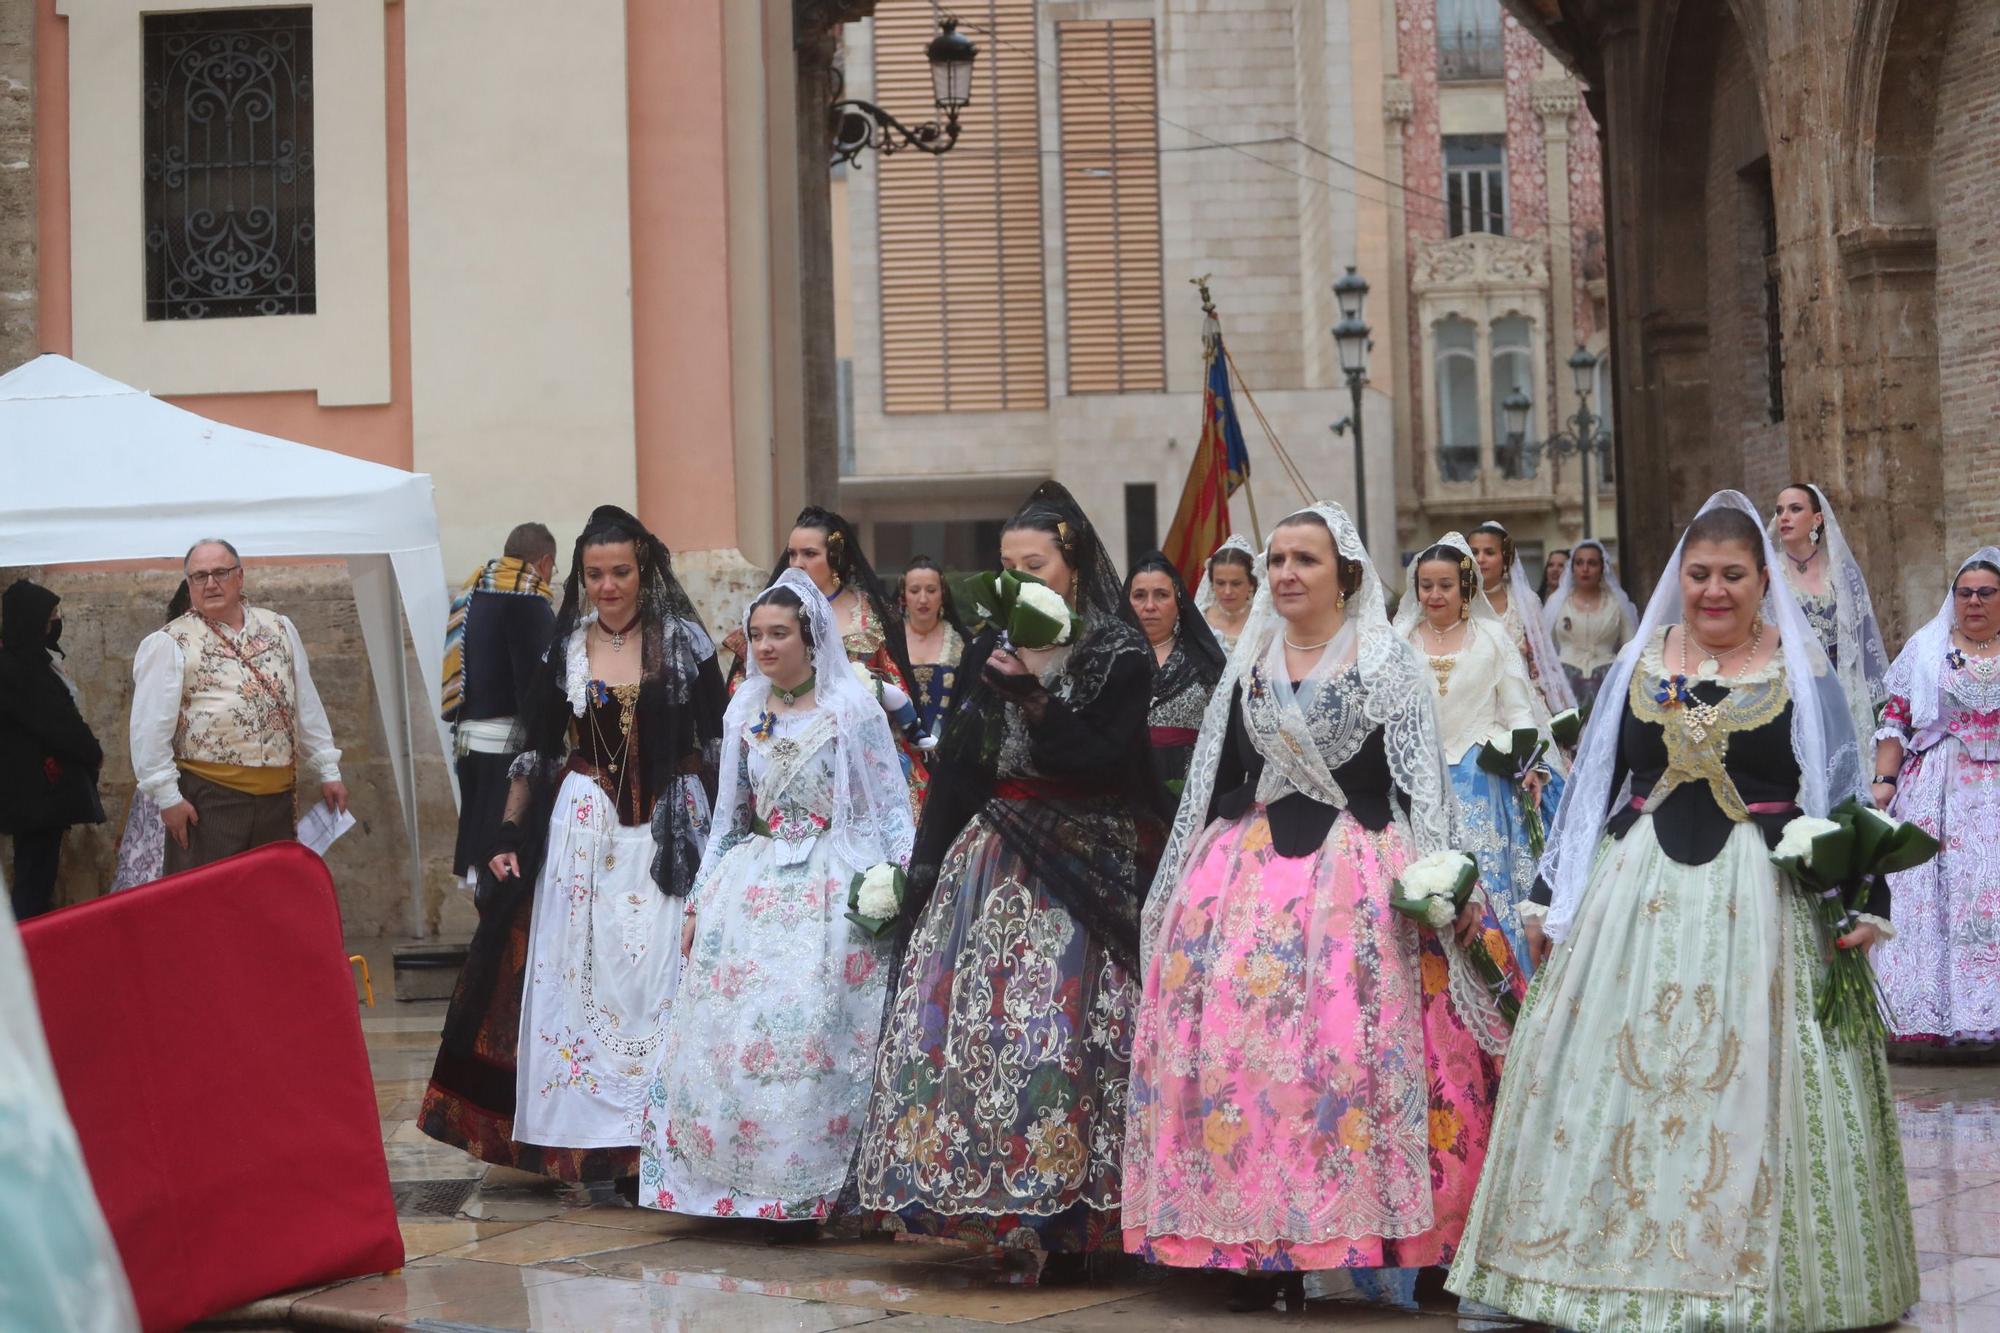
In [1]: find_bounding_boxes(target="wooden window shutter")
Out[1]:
[1056,19,1165,394]
[874,1,1048,413]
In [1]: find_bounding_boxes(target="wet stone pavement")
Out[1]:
[205,997,2000,1332]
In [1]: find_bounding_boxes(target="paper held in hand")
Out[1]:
[297,803,357,857]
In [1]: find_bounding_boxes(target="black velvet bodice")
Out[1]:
[1206,684,1406,859]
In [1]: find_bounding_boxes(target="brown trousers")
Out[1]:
[162,770,296,876]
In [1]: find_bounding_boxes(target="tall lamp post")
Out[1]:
[1329,266,1373,549]
[1512,345,1614,538]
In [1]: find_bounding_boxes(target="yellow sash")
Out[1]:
[178,760,297,797]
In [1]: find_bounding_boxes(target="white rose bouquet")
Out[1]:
[1771,798,1939,1044]
[1388,851,1518,1028]
[846,862,908,938]
[946,569,1078,651]
[1475,726,1552,856]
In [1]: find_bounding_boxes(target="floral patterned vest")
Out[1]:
[162,608,298,769]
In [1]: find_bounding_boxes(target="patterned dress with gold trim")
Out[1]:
[1448,630,1917,1331]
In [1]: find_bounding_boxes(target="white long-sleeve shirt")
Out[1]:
[129,615,342,810]
[1409,619,1543,765]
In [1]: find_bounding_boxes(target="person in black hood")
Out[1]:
[0,580,105,920]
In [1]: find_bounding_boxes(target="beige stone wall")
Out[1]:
[0,0,32,373]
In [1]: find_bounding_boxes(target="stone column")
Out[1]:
[1533,77,1581,400]
[791,2,875,514]
[1838,223,1947,641]
[0,0,35,371]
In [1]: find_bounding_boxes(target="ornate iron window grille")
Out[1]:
[144,8,316,321]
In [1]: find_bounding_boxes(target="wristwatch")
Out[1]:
[1873,773,1899,787]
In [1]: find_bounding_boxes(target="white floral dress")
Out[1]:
[639,707,894,1218]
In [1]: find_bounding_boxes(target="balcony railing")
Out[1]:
[1438,27,1504,80]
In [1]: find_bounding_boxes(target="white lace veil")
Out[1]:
[1541,490,1869,941]
[1390,530,1505,639]
[1193,533,1258,617]
[1773,485,1890,745]
[1144,502,1462,952]
[1541,537,1639,641]
[1478,521,1577,713]
[1881,546,2000,737]
[695,569,915,895]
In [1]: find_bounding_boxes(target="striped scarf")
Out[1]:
[440,556,554,722]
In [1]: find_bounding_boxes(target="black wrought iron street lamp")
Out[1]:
[1513,345,1614,538]
[1329,266,1373,548]
[830,17,978,169]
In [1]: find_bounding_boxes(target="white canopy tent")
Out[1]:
[0,354,453,925]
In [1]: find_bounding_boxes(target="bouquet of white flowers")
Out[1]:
[1771,798,1940,1044]
[1548,707,1584,749]
[1475,726,1551,856]
[947,569,1078,651]
[1388,850,1517,1028]
[846,863,907,938]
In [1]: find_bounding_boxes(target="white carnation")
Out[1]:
[1774,815,1840,865]
[1015,581,1073,644]
[1400,850,1473,900]
[1425,897,1457,929]
[856,864,901,919]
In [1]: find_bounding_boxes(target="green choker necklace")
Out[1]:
[771,673,815,705]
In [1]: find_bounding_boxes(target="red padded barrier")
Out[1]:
[21,842,404,1332]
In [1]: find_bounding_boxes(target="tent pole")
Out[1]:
[398,602,423,937]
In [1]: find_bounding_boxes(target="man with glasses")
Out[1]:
[129,539,347,874]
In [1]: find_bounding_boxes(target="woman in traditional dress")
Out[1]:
[1871,549,2000,1048]
[1394,535,1559,974]
[486,506,726,1157]
[1773,483,1891,758]
[1468,521,1576,721]
[640,570,915,1223]
[1539,547,1568,602]
[769,508,929,807]
[1125,552,1227,795]
[900,557,966,742]
[1195,536,1258,653]
[1543,538,1636,710]
[1448,494,1917,1331]
[1123,504,1518,1313]
[110,582,191,893]
[856,482,1165,1279]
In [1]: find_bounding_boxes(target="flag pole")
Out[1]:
[1192,276,1260,545]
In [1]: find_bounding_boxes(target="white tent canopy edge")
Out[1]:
[0,354,453,931]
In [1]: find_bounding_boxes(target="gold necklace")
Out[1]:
[1674,623,1763,745]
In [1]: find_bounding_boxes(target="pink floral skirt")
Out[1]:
[1123,808,1511,1271]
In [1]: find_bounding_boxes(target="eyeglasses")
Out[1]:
[187,565,241,586]
[1953,587,1999,604]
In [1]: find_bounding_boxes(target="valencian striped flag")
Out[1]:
[1162,317,1251,588]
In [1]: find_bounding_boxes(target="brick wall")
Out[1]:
[1935,1,2000,556]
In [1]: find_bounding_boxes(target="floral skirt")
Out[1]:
[1877,737,2000,1044]
[856,813,1136,1253]
[1451,750,1563,977]
[1122,807,1514,1272]
[1447,819,1919,1331]
[639,832,890,1220]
